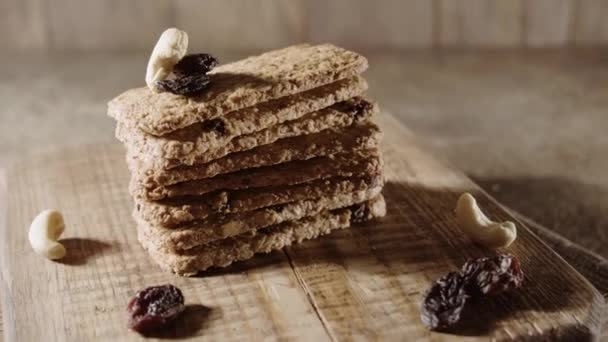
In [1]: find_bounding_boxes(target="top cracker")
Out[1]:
[108,44,368,136]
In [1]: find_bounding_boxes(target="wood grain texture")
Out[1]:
[0,0,47,51]
[437,0,524,47]
[5,0,608,52]
[174,0,306,52]
[512,212,608,302]
[0,114,604,341]
[47,0,172,51]
[306,0,434,49]
[524,0,573,47]
[0,169,5,342]
[572,0,608,45]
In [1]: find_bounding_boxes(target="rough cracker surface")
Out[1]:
[136,175,383,227]
[116,77,368,167]
[131,150,383,200]
[121,95,375,171]
[137,195,386,275]
[108,44,368,135]
[129,121,381,189]
[136,186,382,251]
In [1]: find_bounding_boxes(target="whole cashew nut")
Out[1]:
[28,210,66,260]
[145,28,189,91]
[455,193,517,248]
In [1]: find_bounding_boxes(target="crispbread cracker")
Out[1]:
[131,150,382,200]
[121,96,376,170]
[116,78,368,168]
[137,195,386,275]
[130,122,381,189]
[108,44,368,135]
[136,175,383,227]
[136,186,382,251]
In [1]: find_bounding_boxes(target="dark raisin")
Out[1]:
[340,97,373,120]
[156,75,210,96]
[202,119,226,135]
[173,54,218,77]
[212,191,230,212]
[272,204,286,212]
[420,272,470,330]
[351,203,369,222]
[127,284,185,333]
[461,254,524,296]
[223,203,231,212]
[420,254,524,330]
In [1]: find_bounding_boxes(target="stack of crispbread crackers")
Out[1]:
[108,44,386,275]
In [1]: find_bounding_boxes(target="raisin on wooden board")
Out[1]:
[173,54,218,77]
[462,254,524,296]
[156,75,210,96]
[420,272,471,330]
[420,254,524,331]
[127,284,185,333]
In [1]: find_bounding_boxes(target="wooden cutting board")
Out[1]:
[0,114,603,341]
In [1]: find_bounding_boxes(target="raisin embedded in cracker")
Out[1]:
[336,97,373,121]
[349,98,374,120]
[202,119,227,135]
[352,203,369,222]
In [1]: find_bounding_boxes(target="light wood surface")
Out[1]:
[5,0,608,52]
[437,0,523,47]
[573,0,608,44]
[175,0,305,52]
[47,0,172,51]
[0,0,47,50]
[0,114,603,341]
[524,0,573,47]
[307,0,434,49]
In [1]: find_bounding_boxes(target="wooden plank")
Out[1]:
[47,0,173,51]
[0,145,329,341]
[0,115,604,340]
[437,0,524,47]
[306,0,434,50]
[174,0,306,52]
[0,0,47,51]
[5,0,608,52]
[288,115,605,340]
[0,169,5,342]
[524,0,573,47]
[572,0,608,45]
[5,0,608,51]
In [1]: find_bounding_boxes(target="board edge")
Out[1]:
[381,112,605,340]
[0,168,16,342]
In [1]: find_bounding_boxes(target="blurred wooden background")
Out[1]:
[3,0,608,53]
